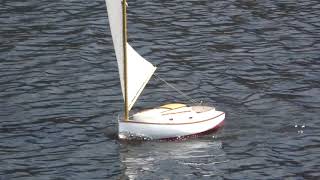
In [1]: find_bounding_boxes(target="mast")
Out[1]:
[122,0,128,121]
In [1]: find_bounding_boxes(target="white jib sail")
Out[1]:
[105,0,157,111]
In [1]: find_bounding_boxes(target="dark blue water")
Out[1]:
[1,0,319,179]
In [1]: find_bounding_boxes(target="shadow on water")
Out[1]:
[104,125,119,140]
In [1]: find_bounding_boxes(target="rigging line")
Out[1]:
[153,73,201,104]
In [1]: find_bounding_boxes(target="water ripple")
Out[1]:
[1,0,319,179]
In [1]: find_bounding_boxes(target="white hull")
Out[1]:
[118,105,225,140]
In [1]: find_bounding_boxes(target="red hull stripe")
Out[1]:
[159,121,225,141]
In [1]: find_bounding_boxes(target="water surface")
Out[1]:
[0,0,319,179]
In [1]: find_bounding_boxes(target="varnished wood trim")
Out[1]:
[162,110,191,115]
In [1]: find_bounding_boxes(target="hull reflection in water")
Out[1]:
[120,138,226,179]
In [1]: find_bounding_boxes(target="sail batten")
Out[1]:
[105,0,156,111]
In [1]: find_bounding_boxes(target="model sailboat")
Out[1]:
[105,0,225,140]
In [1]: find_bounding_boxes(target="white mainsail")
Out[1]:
[105,0,157,111]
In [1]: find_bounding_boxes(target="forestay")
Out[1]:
[105,0,156,111]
